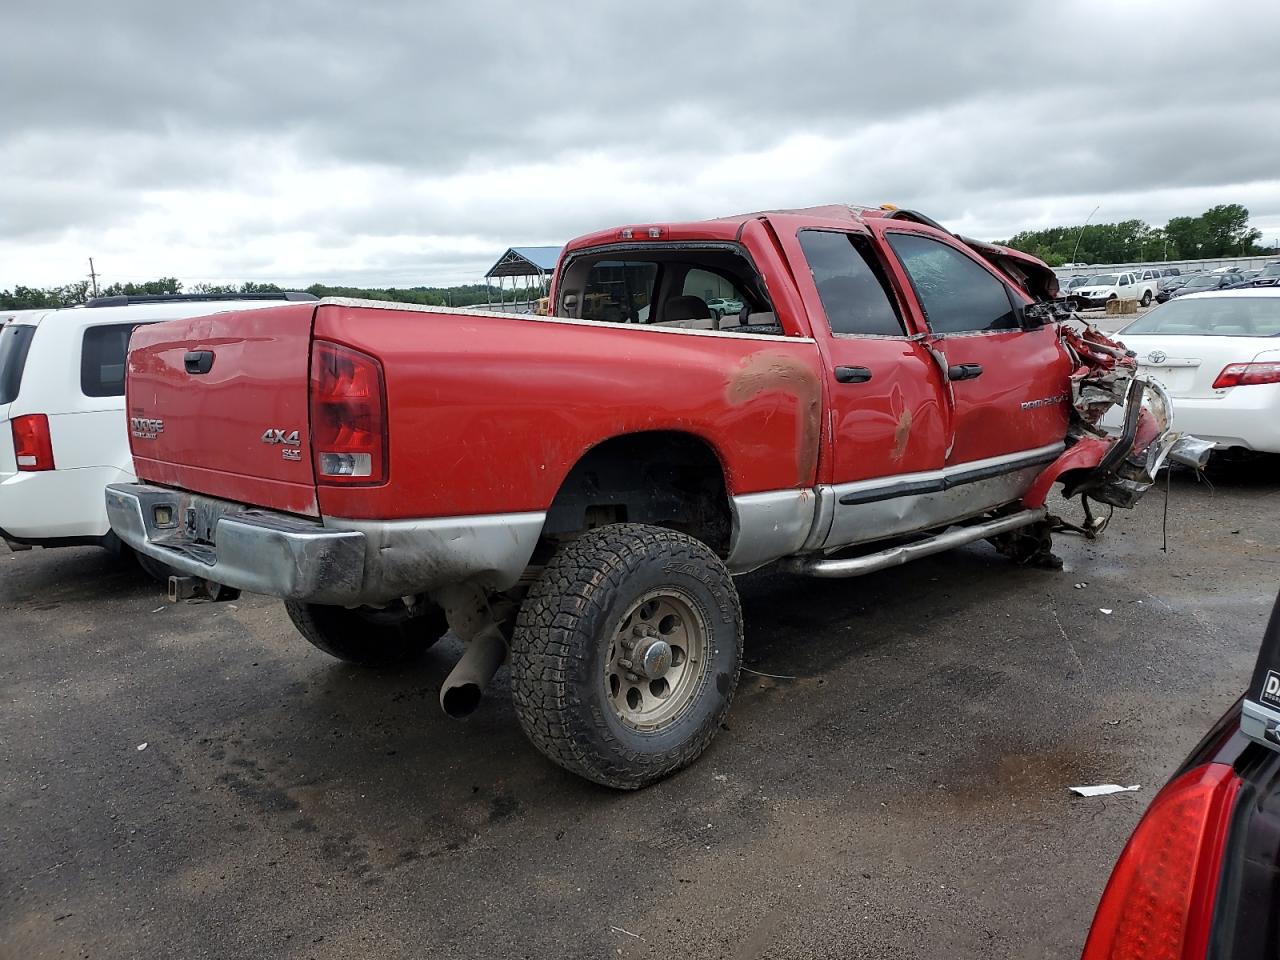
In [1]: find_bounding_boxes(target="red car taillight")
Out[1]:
[309,340,388,485]
[11,414,55,471]
[1212,362,1280,389]
[1082,763,1241,960]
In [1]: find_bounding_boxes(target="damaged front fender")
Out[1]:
[1022,320,1206,512]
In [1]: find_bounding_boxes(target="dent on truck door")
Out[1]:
[789,228,949,548]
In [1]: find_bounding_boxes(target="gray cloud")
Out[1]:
[3,0,1280,287]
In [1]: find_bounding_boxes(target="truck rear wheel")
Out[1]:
[509,523,743,789]
[284,600,447,667]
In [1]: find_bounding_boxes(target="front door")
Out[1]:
[876,226,1072,494]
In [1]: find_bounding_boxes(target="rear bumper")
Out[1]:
[1156,390,1280,454]
[1099,385,1280,454]
[105,483,545,605]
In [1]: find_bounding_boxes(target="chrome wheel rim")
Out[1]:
[605,589,709,731]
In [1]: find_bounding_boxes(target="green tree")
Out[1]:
[1196,204,1262,257]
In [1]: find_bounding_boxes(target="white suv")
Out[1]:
[0,293,315,567]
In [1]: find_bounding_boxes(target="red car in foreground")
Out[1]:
[1083,590,1280,959]
[106,204,1204,787]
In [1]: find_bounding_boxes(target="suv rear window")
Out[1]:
[0,323,36,405]
[81,323,142,398]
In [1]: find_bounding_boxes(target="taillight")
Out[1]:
[11,414,54,471]
[1082,763,1241,960]
[309,340,387,485]
[1212,362,1280,389]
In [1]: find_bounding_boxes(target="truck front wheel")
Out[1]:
[284,600,446,667]
[510,523,743,789]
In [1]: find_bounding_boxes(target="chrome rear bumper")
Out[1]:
[105,483,545,605]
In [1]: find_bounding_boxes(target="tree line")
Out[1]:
[0,278,543,311]
[996,203,1271,266]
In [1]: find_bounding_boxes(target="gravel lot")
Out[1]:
[4,460,1278,959]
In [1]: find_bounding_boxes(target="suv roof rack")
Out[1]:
[85,292,318,308]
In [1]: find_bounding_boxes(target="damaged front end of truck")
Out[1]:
[1021,311,1213,519]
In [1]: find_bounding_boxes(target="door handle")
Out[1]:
[184,350,215,375]
[947,363,983,382]
[834,366,873,384]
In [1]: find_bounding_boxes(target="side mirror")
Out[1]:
[1018,300,1054,330]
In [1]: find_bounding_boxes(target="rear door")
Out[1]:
[126,302,319,516]
[875,224,1072,471]
[776,220,951,547]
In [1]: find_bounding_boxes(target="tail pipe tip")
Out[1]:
[1167,435,1214,471]
[440,625,508,718]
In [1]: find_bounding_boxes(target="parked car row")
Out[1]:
[1061,262,1280,308]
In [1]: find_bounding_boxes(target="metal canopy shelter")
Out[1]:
[483,245,562,312]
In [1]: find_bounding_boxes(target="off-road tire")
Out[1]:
[284,600,447,667]
[510,523,743,789]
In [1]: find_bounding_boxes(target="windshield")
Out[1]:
[1183,275,1217,288]
[0,323,36,405]
[1121,297,1280,337]
[1261,264,1280,278]
[1088,274,1118,285]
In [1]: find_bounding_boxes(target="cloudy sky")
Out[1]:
[4,0,1279,290]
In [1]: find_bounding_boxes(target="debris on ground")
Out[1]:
[1069,783,1140,797]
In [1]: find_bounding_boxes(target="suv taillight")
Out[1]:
[11,414,54,471]
[1212,362,1280,389]
[309,340,387,485]
[1082,763,1241,960]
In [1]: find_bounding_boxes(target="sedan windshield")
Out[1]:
[1088,274,1119,285]
[1183,276,1218,288]
[1122,297,1280,337]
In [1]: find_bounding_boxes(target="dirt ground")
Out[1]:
[3,462,1278,959]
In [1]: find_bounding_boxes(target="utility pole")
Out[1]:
[87,258,100,297]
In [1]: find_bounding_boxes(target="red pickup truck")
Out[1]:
[106,204,1201,788]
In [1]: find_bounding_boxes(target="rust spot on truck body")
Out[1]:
[726,351,822,484]
[890,407,913,461]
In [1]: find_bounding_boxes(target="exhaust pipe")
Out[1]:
[440,625,508,718]
[1167,435,1214,470]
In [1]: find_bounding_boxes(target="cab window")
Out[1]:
[885,233,1018,333]
[560,248,784,335]
[798,230,905,336]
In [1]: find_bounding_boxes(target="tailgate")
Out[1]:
[126,302,320,517]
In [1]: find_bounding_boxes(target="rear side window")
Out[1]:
[799,230,905,336]
[81,323,142,397]
[0,324,36,405]
[886,232,1019,333]
[581,261,659,323]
